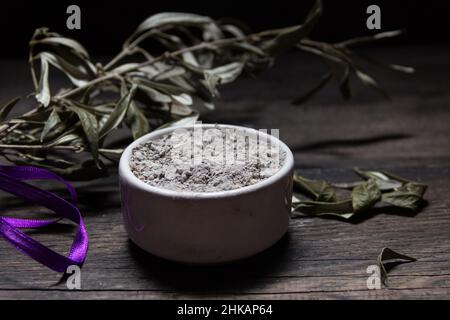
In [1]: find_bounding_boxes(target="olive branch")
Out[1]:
[0,1,413,180]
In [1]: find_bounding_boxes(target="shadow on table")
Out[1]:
[290,133,412,152]
[348,201,428,224]
[0,174,121,214]
[128,233,291,294]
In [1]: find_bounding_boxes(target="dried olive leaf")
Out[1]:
[291,194,302,206]
[99,84,137,139]
[135,12,213,34]
[181,51,200,67]
[293,172,337,202]
[203,102,215,110]
[337,30,403,48]
[263,0,322,56]
[128,12,222,48]
[296,43,352,101]
[203,73,220,97]
[171,93,193,105]
[134,80,173,103]
[232,42,267,56]
[125,101,150,139]
[351,179,381,213]
[0,97,20,122]
[113,63,142,74]
[330,181,365,190]
[292,72,332,105]
[31,36,90,59]
[302,43,353,99]
[205,62,245,84]
[291,199,354,219]
[220,23,246,37]
[291,169,427,221]
[351,52,414,74]
[154,66,186,81]
[354,167,392,181]
[35,56,51,106]
[376,169,422,185]
[168,75,196,92]
[354,167,415,191]
[46,133,83,148]
[37,52,92,87]
[135,78,187,95]
[167,102,193,116]
[377,247,416,285]
[378,63,414,74]
[381,183,426,211]
[66,101,99,164]
[355,70,389,100]
[40,109,61,142]
[174,58,208,75]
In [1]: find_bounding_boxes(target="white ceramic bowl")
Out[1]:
[119,124,294,264]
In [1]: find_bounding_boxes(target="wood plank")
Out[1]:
[1,164,449,298]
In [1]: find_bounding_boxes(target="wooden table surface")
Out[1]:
[1,46,449,299]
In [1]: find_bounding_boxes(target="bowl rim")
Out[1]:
[119,123,294,199]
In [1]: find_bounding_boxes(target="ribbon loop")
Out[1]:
[0,165,88,273]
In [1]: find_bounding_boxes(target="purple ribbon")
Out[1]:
[0,165,88,273]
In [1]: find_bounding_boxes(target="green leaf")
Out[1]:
[99,84,137,139]
[0,97,20,122]
[351,179,381,213]
[381,183,426,211]
[377,247,416,285]
[263,0,322,56]
[125,101,150,139]
[66,101,99,164]
[292,172,337,202]
[35,56,51,106]
[40,109,61,142]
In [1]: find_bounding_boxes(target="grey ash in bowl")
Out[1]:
[129,126,286,193]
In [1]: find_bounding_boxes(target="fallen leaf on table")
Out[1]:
[377,247,416,285]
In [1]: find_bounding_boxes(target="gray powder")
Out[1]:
[130,127,285,192]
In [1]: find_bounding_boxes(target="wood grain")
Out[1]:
[0,46,449,299]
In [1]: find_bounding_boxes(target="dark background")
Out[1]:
[1,0,449,58]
